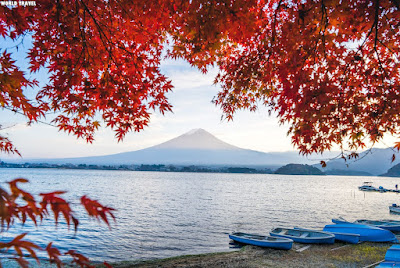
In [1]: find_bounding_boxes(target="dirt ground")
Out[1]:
[109,242,391,268]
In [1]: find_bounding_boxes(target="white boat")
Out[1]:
[358,182,378,191]
[390,204,400,214]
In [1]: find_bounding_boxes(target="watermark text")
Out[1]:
[1,1,36,7]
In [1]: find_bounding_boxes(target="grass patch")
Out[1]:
[329,243,390,265]
[107,251,238,268]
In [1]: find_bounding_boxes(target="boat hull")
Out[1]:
[385,245,400,262]
[390,206,400,214]
[376,261,400,267]
[355,220,400,232]
[358,186,379,191]
[323,223,398,243]
[333,218,400,232]
[375,245,400,267]
[270,228,335,244]
[332,218,349,224]
[322,231,360,244]
[229,232,293,250]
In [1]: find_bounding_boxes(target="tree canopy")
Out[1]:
[1,0,400,266]
[0,0,399,155]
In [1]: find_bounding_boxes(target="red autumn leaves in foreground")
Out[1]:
[0,178,115,267]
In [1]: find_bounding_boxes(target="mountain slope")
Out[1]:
[152,128,239,150]
[322,148,400,176]
[18,128,314,167]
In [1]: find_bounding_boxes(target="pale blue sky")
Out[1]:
[0,37,396,160]
[1,56,295,159]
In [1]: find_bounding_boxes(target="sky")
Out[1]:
[0,36,397,160]
[0,39,295,160]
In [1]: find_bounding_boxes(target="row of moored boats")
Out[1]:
[229,218,400,251]
[359,181,400,193]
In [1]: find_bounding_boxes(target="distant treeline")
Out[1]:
[0,162,273,174]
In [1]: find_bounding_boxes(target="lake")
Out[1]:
[1,168,400,263]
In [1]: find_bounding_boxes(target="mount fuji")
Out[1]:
[22,128,315,167]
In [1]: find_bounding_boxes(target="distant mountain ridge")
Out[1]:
[12,128,315,167]
[6,128,398,175]
[322,148,400,176]
[380,163,400,177]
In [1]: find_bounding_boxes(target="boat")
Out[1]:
[383,220,400,224]
[228,232,293,250]
[378,186,389,192]
[332,218,400,232]
[332,218,350,224]
[375,245,400,267]
[270,227,335,244]
[376,261,400,267]
[295,227,359,244]
[358,181,378,191]
[322,230,360,244]
[354,219,400,232]
[390,204,400,214]
[385,245,400,262]
[323,223,398,243]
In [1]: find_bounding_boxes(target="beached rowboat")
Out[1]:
[322,230,360,244]
[295,227,360,244]
[324,223,398,243]
[375,261,400,267]
[385,245,400,262]
[375,245,400,267]
[229,232,293,250]
[332,218,400,232]
[354,219,400,232]
[270,227,335,244]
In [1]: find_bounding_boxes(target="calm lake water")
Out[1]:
[1,168,400,263]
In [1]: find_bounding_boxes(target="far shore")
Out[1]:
[104,242,392,268]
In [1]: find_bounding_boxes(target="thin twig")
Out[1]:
[2,106,57,128]
[362,260,384,268]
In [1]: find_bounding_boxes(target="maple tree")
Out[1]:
[0,0,399,265]
[0,0,399,156]
[214,0,400,157]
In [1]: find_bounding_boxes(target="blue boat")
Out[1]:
[270,227,335,244]
[294,227,360,244]
[332,218,400,232]
[355,220,400,232]
[385,245,400,262]
[332,218,350,224]
[375,245,400,267]
[324,223,398,243]
[376,261,400,267]
[322,230,360,244]
[229,232,293,250]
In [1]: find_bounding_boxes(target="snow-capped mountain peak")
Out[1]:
[152,128,240,150]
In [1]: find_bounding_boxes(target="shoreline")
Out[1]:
[107,242,392,268]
